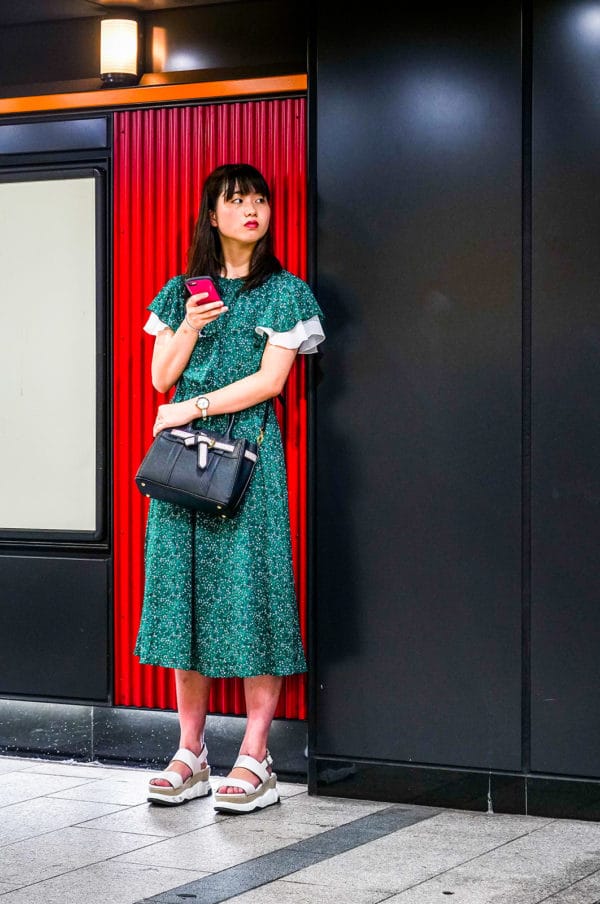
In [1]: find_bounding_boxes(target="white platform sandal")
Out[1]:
[147,745,211,806]
[213,750,280,814]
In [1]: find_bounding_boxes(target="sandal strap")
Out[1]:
[216,777,257,795]
[232,752,272,784]
[154,769,184,790]
[171,745,208,774]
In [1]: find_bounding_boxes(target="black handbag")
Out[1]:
[135,404,269,518]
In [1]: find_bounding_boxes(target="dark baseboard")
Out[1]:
[4,700,596,821]
[0,699,308,780]
[309,756,600,822]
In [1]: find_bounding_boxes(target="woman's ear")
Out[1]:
[209,210,217,227]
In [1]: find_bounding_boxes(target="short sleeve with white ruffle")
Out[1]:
[256,271,325,355]
[143,275,185,335]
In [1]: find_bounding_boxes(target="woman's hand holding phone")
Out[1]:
[183,276,228,332]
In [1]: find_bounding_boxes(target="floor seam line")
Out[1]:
[531,864,600,904]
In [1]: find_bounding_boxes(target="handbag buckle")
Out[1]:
[197,436,218,469]
[198,438,208,469]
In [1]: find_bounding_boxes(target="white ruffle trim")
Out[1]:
[255,315,325,354]
[144,312,175,335]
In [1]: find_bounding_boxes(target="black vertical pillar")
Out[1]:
[530,0,600,777]
[312,2,523,775]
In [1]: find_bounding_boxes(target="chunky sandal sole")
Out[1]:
[214,783,280,813]
[148,773,212,806]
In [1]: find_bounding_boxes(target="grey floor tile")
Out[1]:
[0,825,164,892]
[0,756,39,774]
[270,781,307,798]
[409,808,552,835]
[0,859,209,904]
[79,799,219,836]
[544,869,600,903]
[117,817,313,873]
[23,760,152,780]
[281,809,553,896]
[225,877,388,904]
[49,775,150,806]
[246,792,393,832]
[0,796,127,846]
[0,771,96,808]
[369,815,600,904]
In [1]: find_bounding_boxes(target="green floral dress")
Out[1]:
[134,271,324,677]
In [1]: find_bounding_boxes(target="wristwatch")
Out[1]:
[195,396,210,419]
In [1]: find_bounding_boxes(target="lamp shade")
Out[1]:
[100,17,140,86]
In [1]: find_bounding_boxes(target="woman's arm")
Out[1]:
[151,296,228,393]
[153,343,298,435]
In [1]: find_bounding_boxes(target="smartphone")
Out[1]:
[184,275,222,304]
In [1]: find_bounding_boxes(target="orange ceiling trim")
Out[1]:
[0,75,307,116]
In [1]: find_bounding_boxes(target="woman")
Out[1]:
[134,163,325,814]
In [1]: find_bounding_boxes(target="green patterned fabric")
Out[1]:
[134,272,323,677]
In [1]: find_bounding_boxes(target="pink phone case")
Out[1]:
[184,276,222,303]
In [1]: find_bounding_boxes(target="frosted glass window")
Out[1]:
[0,176,97,531]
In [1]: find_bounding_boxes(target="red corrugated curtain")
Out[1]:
[113,98,308,718]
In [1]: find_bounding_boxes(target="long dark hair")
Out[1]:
[185,163,282,292]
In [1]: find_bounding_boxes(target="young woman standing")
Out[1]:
[134,163,324,813]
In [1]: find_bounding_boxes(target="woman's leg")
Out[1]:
[219,674,283,793]
[150,668,212,787]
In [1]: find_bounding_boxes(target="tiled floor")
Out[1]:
[1,755,600,903]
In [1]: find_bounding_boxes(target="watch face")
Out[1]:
[197,397,209,410]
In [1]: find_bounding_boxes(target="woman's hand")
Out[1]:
[185,293,228,332]
[153,400,196,437]
[150,294,229,394]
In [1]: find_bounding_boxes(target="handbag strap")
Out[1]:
[256,399,270,445]
[228,399,271,443]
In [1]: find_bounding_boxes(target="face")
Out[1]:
[209,186,271,245]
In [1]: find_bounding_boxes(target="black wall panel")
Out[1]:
[0,556,109,702]
[313,3,523,769]
[531,0,600,777]
[0,17,99,89]
[145,1,307,77]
